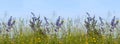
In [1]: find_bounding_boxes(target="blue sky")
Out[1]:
[0,0,120,20]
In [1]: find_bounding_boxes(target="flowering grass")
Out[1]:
[0,12,120,44]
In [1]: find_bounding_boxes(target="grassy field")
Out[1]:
[0,12,120,44]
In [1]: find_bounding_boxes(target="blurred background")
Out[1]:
[0,0,120,21]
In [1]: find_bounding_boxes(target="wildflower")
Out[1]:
[99,17,104,26]
[99,17,105,33]
[84,12,93,28]
[29,20,35,31]
[84,12,98,34]
[29,12,42,31]
[31,12,39,23]
[43,16,50,33]
[55,16,64,32]
[6,16,15,32]
[110,16,119,32]
[86,12,92,23]
[56,16,61,26]
[44,16,49,26]
[111,16,115,27]
[56,16,64,27]
[8,16,15,27]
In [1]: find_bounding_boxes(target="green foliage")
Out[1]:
[0,12,120,44]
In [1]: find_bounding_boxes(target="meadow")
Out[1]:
[0,12,120,44]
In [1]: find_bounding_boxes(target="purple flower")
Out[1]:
[99,17,104,26]
[56,16,61,26]
[98,17,105,33]
[6,16,15,32]
[8,16,12,26]
[30,12,42,31]
[99,17,103,23]
[111,16,115,26]
[55,16,64,32]
[30,12,40,24]
[85,12,98,34]
[56,16,64,27]
[8,16,15,26]
[31,12,38,23]
[110,16,119,32]
[110,16,118,28]
[44,16,49,26]
[86,12,92,23]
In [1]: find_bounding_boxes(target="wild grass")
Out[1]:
[0,12,120,44]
